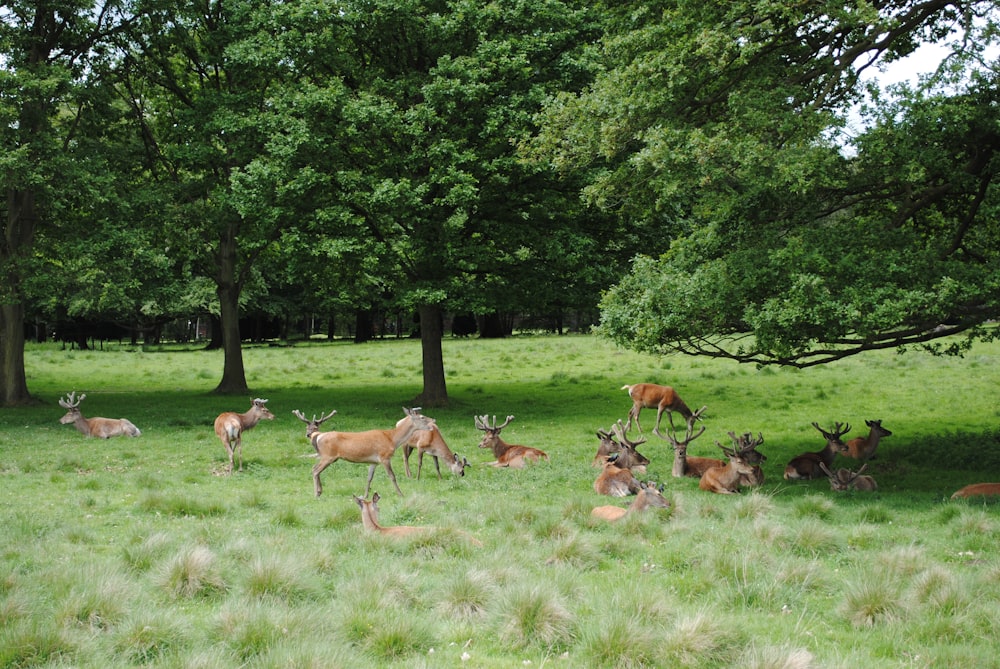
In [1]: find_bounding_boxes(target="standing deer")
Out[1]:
[293,407,434,497]
[621,383,696,436]
[844,419,892,460]
[819,463,877,492]
[354,492,482,545]
[698,440,759,494]
[593,454,642,497]
[783,422,851,481]
[213,398,274,473]
[592,481,671,521]
[474,415,549,468]
[58,391,141,438]
[400,424,468,479]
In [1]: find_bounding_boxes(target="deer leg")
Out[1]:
[403,445,414,478]
[652,407,668,437]
[431,454,442,480]
[383,460,404,496]
[235,437,243,472]
[312,458,335,497]
[363,463,379,498]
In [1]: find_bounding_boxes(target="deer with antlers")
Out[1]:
[844,419,892,460]
[621,383,696,436]
[593,454,643,497]
[293,407,434,497]
[592,421,650,474]
[592,481,671,521]
[656,406,717,478]
[819,463,877,492]
[698,435,762,494]
[783,422,851,481]
[213,398,274,473]
[354,492,482,546]
[401,424,468,480]
[58,391,141,438]
[474,415,549,468]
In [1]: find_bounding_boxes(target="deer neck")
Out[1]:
[359,503,383,533]
[487,436,510,458]
[390,417,423,451]
[74,415,92,435]
[671,447,687,478]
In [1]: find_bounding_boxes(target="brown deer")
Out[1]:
[603,421,650,474]
[400,424,467,479]
[213,398,274,473]
[844,419,892,460]
[594,455,642,497]
[950,483,1000,500]
[592,481,671,521]
[819,462,877,492]
[592,428,621,467]
[474,415,549,468]
[58,391,141,439]
[354,492,482,546]
[698,439,759,494]
[783,422,851,481]
[293,407,434,497]
[657,406,717,478]
[621,383,696,436]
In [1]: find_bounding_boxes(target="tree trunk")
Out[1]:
[354,309,374,343]
[479,311,508,338]
[213,227,248,394]
[416,303,448,407]
[1,189,37,406]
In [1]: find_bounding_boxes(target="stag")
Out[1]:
[594,454,642,497]
[474,415,549,468]
[293,407,434,497]
[604,420,650,473]
[844,419,892,460]
[819,462,877,492]
[621,383,696,436]
[213,398,274,473]
[401,424,467,479]
[592,481,671,521]
[783,422,851,481]
[657,406,717,478]
[698,439,759,494]
[58,391,141,438]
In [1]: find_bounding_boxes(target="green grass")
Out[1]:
[1,334,999,667]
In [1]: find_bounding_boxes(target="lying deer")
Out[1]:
[474,415,548,468]
[294,407,434,497]
[950,483,1000,500]
[401,424,467,479]
[783,422,851,481]
[621,382,696,436]
[699,439,759,494]
[599,421,650,473]
[844,419,892,460]
[214,398,274,472]
[657,406,717,478]
[354,492,482,546]
[819,462,877,492]
[592,481,671,521]
[58,391,141,438]
[594,454,642,497]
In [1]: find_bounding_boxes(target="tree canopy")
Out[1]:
[531,0,1000,366]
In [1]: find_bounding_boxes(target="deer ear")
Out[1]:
[354,496,364,507]
[372,492,380,503]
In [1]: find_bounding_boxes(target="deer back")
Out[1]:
[699,444,755,494]
[594,458,641,497]
[951,483,1000,499]
[784,422,850,480]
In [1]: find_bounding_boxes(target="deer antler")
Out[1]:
[613,419,646,447]
[292,408,337,426]
[474,415,513,431]
[59,391,85,409]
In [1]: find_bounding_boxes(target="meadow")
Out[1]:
[0,334,998,668]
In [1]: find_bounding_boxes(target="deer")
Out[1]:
[213,398,274,473]
[592,428,621,467]
[951,483,1000,500]
[592,481,671,521]
[354,492,482,546]
[400,424,468,480]
[474,415,549,468]
[58,391,141,438]
[844,419,892,460]
[698,439,760,494]
[293,407,434,498]
[601,420,650,474]
[657,405,717,478]
[621,383,696,436]
[819,462,877,492]
[594,454,642,497]
[783,422,851,481]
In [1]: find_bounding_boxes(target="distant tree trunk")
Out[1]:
[354,309,374,343]
[213,226,248,394]
[1,189,36,406]
[205,314,223,350]
[479,311,507,338]
[417,303,448,407]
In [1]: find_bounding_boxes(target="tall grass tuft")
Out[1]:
[56,566,135,631]
[436,568,497,620]
[839,574,910,627]
[495,584,575,650]
[580,613,663,669]
[0,619,71,668]
[661,612,736,667]
[113,610,189,665]
[157,545,226,598]
[738,644,816,669]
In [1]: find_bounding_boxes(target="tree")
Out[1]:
[532,0,1000,366]
[1,1,137,405]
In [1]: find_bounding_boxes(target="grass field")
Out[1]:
[1,334,998,668]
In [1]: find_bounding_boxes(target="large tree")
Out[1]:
[532,0,1000,366]
[0,1,137,405]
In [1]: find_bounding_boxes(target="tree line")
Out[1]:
[3,1,998,407]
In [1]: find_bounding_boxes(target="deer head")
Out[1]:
[58,391,86,423]
[474,415,513,449]
[292,408,337,437]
